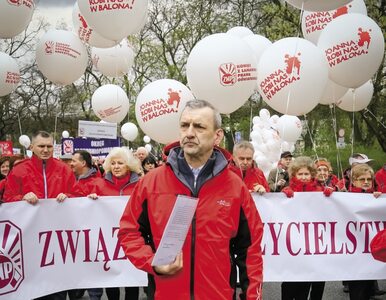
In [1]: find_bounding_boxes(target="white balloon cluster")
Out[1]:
[250,109,301,176]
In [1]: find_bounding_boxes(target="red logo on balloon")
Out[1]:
[45,41,54,55]
[284,53,301,77]
[358,28,371,49]
[0,221,24,296]
[219,63,237,86]
[167,89,181,109]
[332,6,349,19]
[78,14,88,29]
[7,0,22,6]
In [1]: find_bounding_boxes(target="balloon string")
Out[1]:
[54,114,58,146]
[249,98,254,139]
[303,114,318,160]
[17,111,22,135]
[350,90,356,158]
[329,104,344,181]
[297,2,305,38]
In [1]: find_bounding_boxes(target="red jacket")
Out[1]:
[288,177,323,192]
[92,171,140,196]
[72,168,102,197]
[3,155,76,202]
[375,167,386,193]
[0,179,5,201]
[229,162,269,192]
[315,174,340,190]
[118,143,263,300]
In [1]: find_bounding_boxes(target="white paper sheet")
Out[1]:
[151,195,199,266]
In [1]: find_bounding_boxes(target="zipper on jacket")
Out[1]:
[190,213,196,300]
[43,161,48,199]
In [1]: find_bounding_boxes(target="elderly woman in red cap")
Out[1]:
[314,158,340,191]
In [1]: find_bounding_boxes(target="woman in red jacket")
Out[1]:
[88,147,142,300]
[347,164,381,300]
[281,156,333,300]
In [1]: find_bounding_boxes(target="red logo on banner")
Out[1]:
[63,139,74,154]
[0,141,13,155]
[219,63,237,86]
[259,53,302,101]
[0,221,24,296]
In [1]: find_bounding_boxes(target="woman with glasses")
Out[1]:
[347,164,381,300]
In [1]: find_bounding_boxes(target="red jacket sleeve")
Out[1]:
[235,185,263,300]
[118,179,156,275]
[3,171,23,202]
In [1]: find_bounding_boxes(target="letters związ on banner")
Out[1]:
[0,193,385,299]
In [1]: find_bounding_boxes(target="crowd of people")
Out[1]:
[0,99,385,300]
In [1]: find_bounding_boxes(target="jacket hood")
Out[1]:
[162,141,232,162]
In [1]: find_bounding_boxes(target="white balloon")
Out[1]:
[77,0,149,41]
[243,34,272,65]
[19,135,31,148]
[92,39,135,77]
[336,80,373,112]
[319,80,348,105]
[36,30,88,85]
[0,0,35,38]
[0,52,20,97]
[62,131,70,138]
[72,3,118,48]
[186,33,258,114]
[318,13,385,88]
[277,115,303,143]
[227,26,254,38]
[301,0,367,44]
[92,84,129,123]
[143,135,151,143]
[285,0,351,11]
[121,122,138,141]
[145,143,152,152]
[257,37,328,116]
[252,116,261,125]
[135,79,195,144]
[259,109,271,122]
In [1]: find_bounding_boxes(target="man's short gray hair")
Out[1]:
[183,99,222,129]
[233,141,255,155]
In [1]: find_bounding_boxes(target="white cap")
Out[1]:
[349,153,373,166]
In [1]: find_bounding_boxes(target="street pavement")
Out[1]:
[74,280,386,299]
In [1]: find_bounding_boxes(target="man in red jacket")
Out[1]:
[3,131,75,204]
[230,141,269,194]
[118,100,263,300]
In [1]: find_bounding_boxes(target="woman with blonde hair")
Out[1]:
[281,156,333,300]
[87,147,142,300]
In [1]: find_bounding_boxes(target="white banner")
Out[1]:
[0,193,386,299]
[0,197,147,300]
[78,120,117,139]
[256,192,386,282]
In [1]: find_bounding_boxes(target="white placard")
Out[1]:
[151,195,199,266]
[78,120,117,139]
